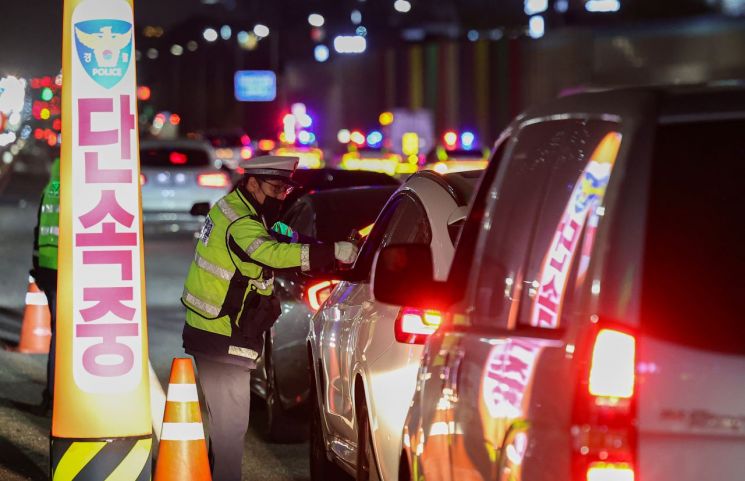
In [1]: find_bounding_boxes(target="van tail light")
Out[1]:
[197,172,229,188]
[394,307,443,344]
[140,173,147,186]
[306,280,340,311]
[572,326,636,481]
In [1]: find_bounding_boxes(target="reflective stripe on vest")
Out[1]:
[182,287,221,317]
[217,198,239,222]
[40,226,59,237]
[194,252,233,281]
[41,204,59,214]
[245,236,272,256]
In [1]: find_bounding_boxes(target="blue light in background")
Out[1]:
[367,130,383,148]
[461,131,476,149]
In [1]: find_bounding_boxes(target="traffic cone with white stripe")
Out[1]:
[17,275,51,353]
[154,357,212,481]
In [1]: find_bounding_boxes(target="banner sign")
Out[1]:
[56,0,151,439]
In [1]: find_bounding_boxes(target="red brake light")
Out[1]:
[306,280,340,311]
[394,307,443,344]
[169,151,188,165]
[241,134,251,146]
[197,172,229,188]
[443,130,458,149]
[140,173,146,185]
[572,326,637,481]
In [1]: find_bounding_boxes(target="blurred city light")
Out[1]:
[187,40,199,51]
[220,25,232,40]
[337,129,351,143]
[308,13,325,27]
[367,130,383,147]
[379,111,394,125]
[147,48,159,59]
[443,131,458,148]
[461,131,476,149]
[585,0,621,12]
[170,44,184,56]
[356,26,368,37]
[524,0,548,15]
[298,130,312,144]
[314,44,330,62]
[467,30,479,41]
[555,0,569,12]
[350,130,365,145]
[351,10,362,24]
[41,88,53,101]
[528,15,545,38]
[203,28,218,42]
[334,35,367,53]
[254,24,270,38]
[394,0,412,13]
[137,85,151,101]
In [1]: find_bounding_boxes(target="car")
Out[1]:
[200,129,253,172]
[372,85,745,481]
[139,138,231,232]
[251,185,398,443]
[232,167,401,215]
[307,170,482,480]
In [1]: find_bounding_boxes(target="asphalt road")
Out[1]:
[0,155,317,481]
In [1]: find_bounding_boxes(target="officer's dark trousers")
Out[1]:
[194,356,252,481]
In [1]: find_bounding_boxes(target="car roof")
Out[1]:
[404,170,483,207]
[290,168,401,187]
[519,83,745,125]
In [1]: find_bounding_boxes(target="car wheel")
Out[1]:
[264,342,306,443]
[310,370,347,481]
[356,401,381,481]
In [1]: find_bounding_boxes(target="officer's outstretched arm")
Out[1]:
[230,217,335,273]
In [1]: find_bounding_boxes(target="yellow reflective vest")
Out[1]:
[35,157,60,271]
[182,187,315,365]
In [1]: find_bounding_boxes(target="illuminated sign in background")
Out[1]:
[234,70,277,102]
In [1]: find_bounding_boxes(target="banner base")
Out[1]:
[51,435,152,480]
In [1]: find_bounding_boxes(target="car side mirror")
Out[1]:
[190,202,210,217]
[372,244,454,310]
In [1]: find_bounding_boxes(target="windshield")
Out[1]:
[641,119,745,353]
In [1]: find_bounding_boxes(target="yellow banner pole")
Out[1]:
[54,0,152,478]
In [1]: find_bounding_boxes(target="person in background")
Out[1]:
[31,155,60,416]
[181,155,357,481]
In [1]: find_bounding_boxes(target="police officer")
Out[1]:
[181,155,357,481]
[31,155,60,415]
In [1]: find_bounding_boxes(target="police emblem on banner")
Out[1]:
[74,19,133,89]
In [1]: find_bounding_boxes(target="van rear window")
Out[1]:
[642,119,745,354]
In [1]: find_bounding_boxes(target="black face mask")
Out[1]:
[261,196,282,226]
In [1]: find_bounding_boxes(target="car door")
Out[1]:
[446,118,624,481]
[319,196,401,444]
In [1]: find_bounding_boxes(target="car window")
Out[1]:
[640,119,745,354]
[470,119,621,329]
[355,193,431,280]
[518,121,622,329]
[283,201,315,238]
[140,146,211,167]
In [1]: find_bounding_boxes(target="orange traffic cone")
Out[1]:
[17,275,51,353]
[154,358,212,481]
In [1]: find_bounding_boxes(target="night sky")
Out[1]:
[1,0,221,77]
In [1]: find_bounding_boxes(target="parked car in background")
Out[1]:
[373,85,745,481]
[308,170,482,480]
[199,129,253,173]
[140,138,230,233]
[252,185,398,443]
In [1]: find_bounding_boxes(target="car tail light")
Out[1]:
[572,326,636,481]
[306,280,340,311]
[394,307,443,344]
[197,172,229,188]
[140,173,146,185]
[169,151,188,165]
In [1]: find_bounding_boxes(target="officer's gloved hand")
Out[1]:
[334,241,358,264]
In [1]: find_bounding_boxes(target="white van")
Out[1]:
[373,85,745,481]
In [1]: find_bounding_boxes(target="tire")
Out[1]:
[356,401,382,481]
[264,343,307,443]
[310,372,348,481]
